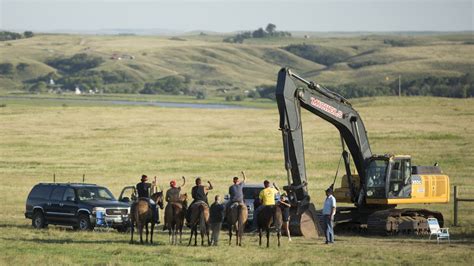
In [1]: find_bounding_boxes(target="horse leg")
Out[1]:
[207,223,211,246]
[188,226,193,246]
[277,229,281,247]
[150,222,154,244]
[259,228,262,246]
[130,221,134,244]
[139,223,143,244]
[194,226,198,246]
[229,224,232,246]
[145,223,149,243]
[266,229,270,248]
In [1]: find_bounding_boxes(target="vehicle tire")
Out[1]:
[32,211,47,229]
[77,214,93,231]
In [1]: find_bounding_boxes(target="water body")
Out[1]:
[0,96,254,110]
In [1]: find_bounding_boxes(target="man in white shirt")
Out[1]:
[322,187,336,244]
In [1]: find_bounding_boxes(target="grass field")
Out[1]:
[0,96,473,265]
[1,33,473,93]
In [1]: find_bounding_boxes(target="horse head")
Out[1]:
[152,191,164,209]
[180,193,188,207]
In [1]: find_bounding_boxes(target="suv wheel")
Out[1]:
[32,211,46,229]
[77,214,93,231]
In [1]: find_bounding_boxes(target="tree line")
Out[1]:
[0,31,34,41]
[223,23,291,43]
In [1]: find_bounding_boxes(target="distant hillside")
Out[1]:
[0,33,473,98]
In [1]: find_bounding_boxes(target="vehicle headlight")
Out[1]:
[367,190,374,197]
[92,207,106,214]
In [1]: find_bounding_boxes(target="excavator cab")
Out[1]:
[365,155,412,202]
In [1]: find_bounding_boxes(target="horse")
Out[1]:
[187,201,210,246]
[226,202,248,246]
[164,193,188,245]
[130,191,164,244]
[257,205,283,248]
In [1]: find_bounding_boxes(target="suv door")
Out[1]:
[61,188,79,224]
[47,186,66,223]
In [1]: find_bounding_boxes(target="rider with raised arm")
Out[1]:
[136,174,159,224]
[226,171,247,209]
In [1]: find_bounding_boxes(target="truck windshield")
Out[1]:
[77,187,115,201]
[366,159,388,189]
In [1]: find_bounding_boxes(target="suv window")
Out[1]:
[77,187,115,201]
[50,187,66,201]
[29,185,53,200]
[63,188,76,201]
[243,187,264,200]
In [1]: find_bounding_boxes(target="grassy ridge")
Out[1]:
[1,33,473,93]
[0,96,473,264]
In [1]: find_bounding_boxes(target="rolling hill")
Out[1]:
[0,33,473,96]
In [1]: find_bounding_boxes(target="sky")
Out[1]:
[0,0,472,33]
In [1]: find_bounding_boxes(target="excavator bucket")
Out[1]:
[289,203,323,238]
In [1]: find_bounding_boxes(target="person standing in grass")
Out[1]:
[209,195,225,246]
[322,187,336,244]
[279,193,292,241]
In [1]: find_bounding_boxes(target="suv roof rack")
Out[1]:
[39,182,98,186]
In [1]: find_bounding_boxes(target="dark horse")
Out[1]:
[257,205,283,248]
[130,192,164,244]
[226,202,248,246]
[187,201,210,246]
[164,193,188,245]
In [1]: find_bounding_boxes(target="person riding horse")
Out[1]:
[136,174,159,224]
[163,177,186,231]
[226,171,247,210]
[251,180,279,231]
[186,177,213,224]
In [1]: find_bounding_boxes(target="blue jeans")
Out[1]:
[324,215,334,243]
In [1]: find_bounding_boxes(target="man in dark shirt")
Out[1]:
[209,195,225,246]
[190,177,213,206]
[136,174,159,224]
[187,177,213,224]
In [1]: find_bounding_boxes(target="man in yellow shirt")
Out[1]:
[251,180,279,230]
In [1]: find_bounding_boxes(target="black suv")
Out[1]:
[25,183,130,231]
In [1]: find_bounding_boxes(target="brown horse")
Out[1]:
[164,193,188,245]
[130,192,164,244]
[187,202,210,246]
[226,202,248,246]
[257,205,283,248]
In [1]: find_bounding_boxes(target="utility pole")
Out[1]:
[398,75,401,97]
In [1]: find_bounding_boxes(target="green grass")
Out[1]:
[1,33,473,93]
[0,96,473,264]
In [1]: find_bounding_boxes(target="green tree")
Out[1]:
[16,63,29,71]
[24,31,34,38]
[265,23,276,36]
[29,81,48,93]
[0,63,14,75]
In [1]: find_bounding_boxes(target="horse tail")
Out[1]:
[199,204,206,235]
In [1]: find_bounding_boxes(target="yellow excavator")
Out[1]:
[276,68,449,236]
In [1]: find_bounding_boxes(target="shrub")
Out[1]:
[0,63,14,75]
[46,53,104,74]
[283,44,351,66]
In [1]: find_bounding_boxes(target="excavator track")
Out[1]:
[367,208,444,235]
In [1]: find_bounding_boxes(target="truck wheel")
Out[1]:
[77,214,93,231]
[32,211,46,229]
